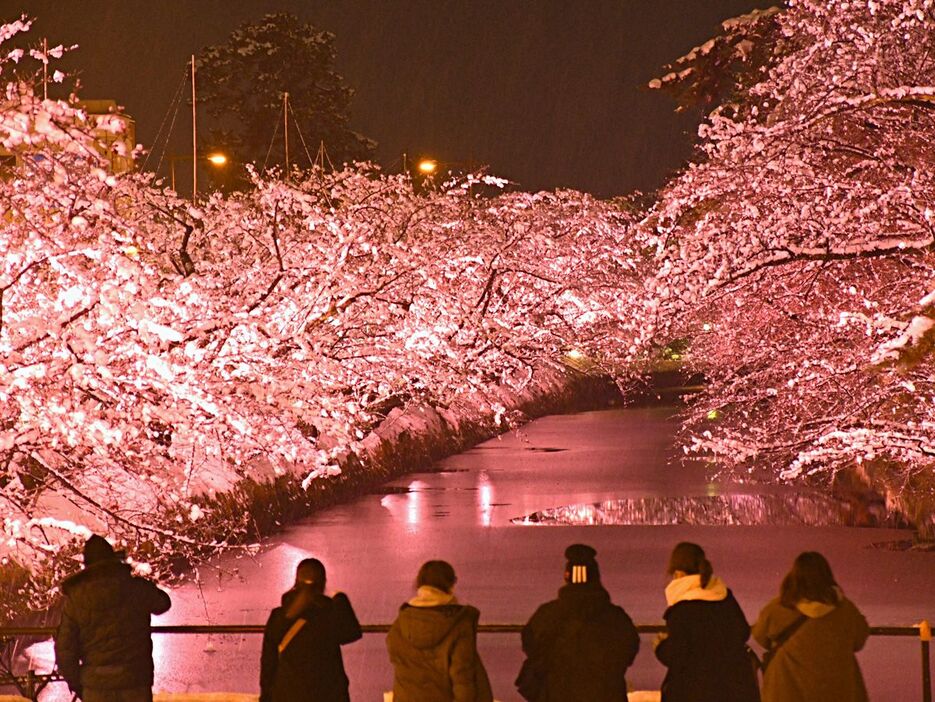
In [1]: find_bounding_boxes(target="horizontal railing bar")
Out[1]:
[0,624,926,637]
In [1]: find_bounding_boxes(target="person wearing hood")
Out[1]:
[654,542,759,702]
[516,544,640,702]
[386,560,493,702]
[54,534,171,702]
[259,558,362,702]
[752,551,869,702]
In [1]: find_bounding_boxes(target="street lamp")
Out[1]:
[169,152,229,199]
[417,159,437,175]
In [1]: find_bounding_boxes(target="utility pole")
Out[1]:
[42,38,48,100]
[283,92,290,176]
[191,54,197,202]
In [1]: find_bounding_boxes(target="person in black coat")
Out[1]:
[517,544,640,702]
[260,558,362,702]
[55,535,171,702]
[654,542,759,702]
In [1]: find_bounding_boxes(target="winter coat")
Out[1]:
[54,560,171,694]
[259,587,362,702]
[752,595,869,702]
[387,586,493,702]
[655,575,759,702]
[519,582,640,702]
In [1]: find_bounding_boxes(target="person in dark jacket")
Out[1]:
[260,558,362,702]
[54,534,171,702]
[387,560,493,702]
[752,551,869,702]
[654,542,759,702]
[517,544,640,702]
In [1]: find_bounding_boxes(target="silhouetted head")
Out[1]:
[667,542,713,588]
[780,551,840,608]
[564,543,600,585]
[416,560,457,593]
[83,535,125,567]
[295,558,326,594]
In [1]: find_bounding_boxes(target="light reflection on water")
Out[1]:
[513,493,912,528]
[478,471,494,527]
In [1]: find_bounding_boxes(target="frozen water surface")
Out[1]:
[40,406,935,700]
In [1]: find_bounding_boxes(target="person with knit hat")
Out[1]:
[654,542,759,702]
[516,544,639,701]
[54,534,171,702]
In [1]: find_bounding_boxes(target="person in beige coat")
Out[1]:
[387,560,493,702]
[752,552,869,702]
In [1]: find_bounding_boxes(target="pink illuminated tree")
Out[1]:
[644,0,935,485]
[0,18,648,611]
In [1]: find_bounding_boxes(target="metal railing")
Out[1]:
[1,622,931,702]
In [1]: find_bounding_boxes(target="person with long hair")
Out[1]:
[752,551,869,702]
[259,558,362,702]
[654,542,759,702]
[387,560,493,702]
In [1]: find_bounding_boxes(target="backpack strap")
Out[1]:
[278,618,307,656]
[772,614,808,648]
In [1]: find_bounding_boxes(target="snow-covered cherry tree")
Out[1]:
[0,17,648,614]
[642,0,935,487]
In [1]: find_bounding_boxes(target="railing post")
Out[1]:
[24,667,37,702]
[921,620,932,702]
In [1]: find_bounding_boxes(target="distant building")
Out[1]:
[0,98,135,176]
[77,99,136,174]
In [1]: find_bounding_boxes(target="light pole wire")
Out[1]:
[286,100,316,170]
[261,115,281,173]
[141,67,188,176]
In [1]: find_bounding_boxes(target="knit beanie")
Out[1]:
[565,543,600,584]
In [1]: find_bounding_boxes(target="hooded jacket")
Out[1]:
[752,595,869,702]
[54,560,171,693]
[259,586,362,702]
[519,583,640,702]
[655,574,759,702]
[386,586,493,702]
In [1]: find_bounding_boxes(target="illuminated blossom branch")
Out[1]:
[642,0,935,481]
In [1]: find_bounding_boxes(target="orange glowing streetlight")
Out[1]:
[417,159,437,175]
[169,151,230,198]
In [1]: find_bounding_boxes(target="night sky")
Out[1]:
[8,1,777,197]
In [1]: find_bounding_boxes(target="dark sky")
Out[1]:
[7,1,777,197]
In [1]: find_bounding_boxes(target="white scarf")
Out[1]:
[665,574,729,606]
[408,585,458,607]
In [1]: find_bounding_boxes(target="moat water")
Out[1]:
[31,406,933,700]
